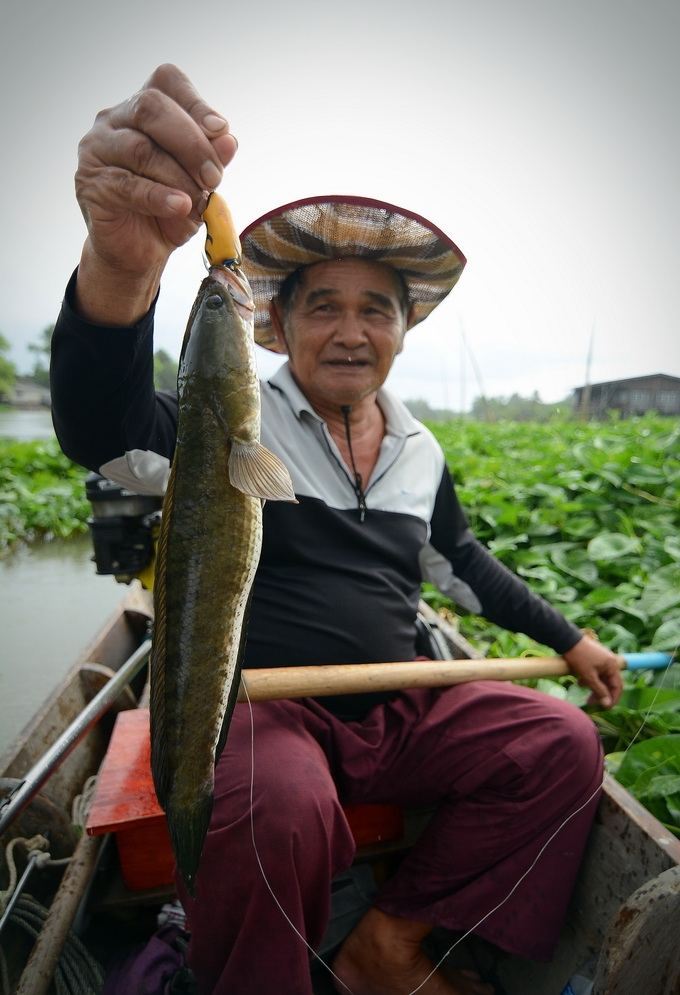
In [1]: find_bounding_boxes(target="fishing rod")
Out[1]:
[238,652,673,702]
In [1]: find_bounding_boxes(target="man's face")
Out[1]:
[271,258,408,408]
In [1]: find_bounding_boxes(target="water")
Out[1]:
[0,409,125,755]
[0,533,124,757]
[0,407,54,441]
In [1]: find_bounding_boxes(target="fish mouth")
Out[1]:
[209,266,255,317]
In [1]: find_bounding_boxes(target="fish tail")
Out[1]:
[167,793,215,897]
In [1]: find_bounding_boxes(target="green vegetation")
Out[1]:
[470,390,568,422]
[424,413,680,835]
[425,414,680,657]
[154,349,179,391]
[0,333,17,401]
[28,324,54,388]
[0,438,89,552]
[405,390,568,424]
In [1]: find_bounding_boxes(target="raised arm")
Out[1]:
[52,65,237,470]
[74,63,237,325]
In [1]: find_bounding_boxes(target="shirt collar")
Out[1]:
[267,362,420,439]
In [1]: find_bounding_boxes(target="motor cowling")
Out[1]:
[85,473,162,584]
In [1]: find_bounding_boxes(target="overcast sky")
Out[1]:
[1,0,678,409]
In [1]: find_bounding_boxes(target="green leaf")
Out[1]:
[597,623,638,654]
[535,679,568,699]
[550,547,599,584]
[488,533,529,555]
[664,535,680,561]
[639,564,680,617]
[651,617,680,652]
[616,736,680,791]
[587,532,641,561]
[562,516,598,539]
[639,774,680,800]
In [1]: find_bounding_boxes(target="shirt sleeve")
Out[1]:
[428,464,583,654]
[50,269,179,472]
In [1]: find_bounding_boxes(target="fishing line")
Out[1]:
[241,679,354,994]
[408,644,679,995]
[243,646,678,995]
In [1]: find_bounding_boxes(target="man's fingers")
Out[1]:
[588,675,612,708]
[106,128,205,203]
[605,665,624,705]
[83,166,194,220]
[104,88,222,192]
[583,663,623,709]
[143,64,229,134]
[142,63,238,165]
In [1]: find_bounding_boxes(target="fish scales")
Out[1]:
[150,248,295,894]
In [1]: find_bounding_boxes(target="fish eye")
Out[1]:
[206,294,224,310]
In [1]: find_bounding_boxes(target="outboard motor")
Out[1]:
[85,473,162,585]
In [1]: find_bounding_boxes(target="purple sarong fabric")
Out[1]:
[172,681,603,994]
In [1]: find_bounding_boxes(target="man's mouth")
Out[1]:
[325,358,370,367]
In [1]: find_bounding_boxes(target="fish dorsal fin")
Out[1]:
[229,441,297,501]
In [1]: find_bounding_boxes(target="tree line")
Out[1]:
[1,330,571,420]
[0,326,180,402]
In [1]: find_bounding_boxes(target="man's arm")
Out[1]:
[429,465,623,707]
[50,271,178,471]
[72,63,236,326]
[51,64,235,471]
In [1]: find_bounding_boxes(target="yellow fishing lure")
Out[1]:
[202,192,242,268]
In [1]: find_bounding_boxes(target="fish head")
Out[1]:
[178,268,256,393]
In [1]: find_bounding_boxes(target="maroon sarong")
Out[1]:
[176,681,603,994]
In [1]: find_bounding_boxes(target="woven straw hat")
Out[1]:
[240,195,466,353]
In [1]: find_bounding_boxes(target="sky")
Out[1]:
[1,0,678,410]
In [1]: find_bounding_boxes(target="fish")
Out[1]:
[150,193,296,894]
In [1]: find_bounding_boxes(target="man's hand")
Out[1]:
[563,634,623,709]
[74,64,237,324]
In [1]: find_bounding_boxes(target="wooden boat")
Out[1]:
[1,588,679,995]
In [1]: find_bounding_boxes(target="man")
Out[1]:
[51,65,622,995]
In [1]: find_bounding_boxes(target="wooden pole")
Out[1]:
[237,655,625,703]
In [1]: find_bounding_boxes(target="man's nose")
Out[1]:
[333,311,368,347]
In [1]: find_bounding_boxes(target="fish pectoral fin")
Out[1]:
[229,441,297,501]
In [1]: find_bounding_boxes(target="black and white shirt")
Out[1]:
[51,272,582,718]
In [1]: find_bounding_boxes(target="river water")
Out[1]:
[0,410,123,756]
[0,407,54,441]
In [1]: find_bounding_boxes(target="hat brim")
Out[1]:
[239,195,466,353]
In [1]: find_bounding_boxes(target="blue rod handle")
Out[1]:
[623,652,674,670]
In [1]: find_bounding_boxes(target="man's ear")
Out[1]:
[268,300,289,354]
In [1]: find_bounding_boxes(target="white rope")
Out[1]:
[0,835,49,914]
[0,775,105,995]
[71,775,98,828]
[243,648,678,995]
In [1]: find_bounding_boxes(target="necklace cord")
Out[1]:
[340,405,367,522]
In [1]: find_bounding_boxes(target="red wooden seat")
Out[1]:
[87,709,404,891]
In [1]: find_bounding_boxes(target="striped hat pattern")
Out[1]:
[240,195,467,352]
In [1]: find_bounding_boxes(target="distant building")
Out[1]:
[573,373,680,418]
[9,377,51,409]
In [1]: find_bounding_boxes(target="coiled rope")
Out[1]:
[0,777,105,995]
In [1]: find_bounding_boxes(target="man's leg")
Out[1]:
[332,681,603,991]
[178,699,356,995]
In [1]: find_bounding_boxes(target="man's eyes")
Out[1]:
[309,303,392,318]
